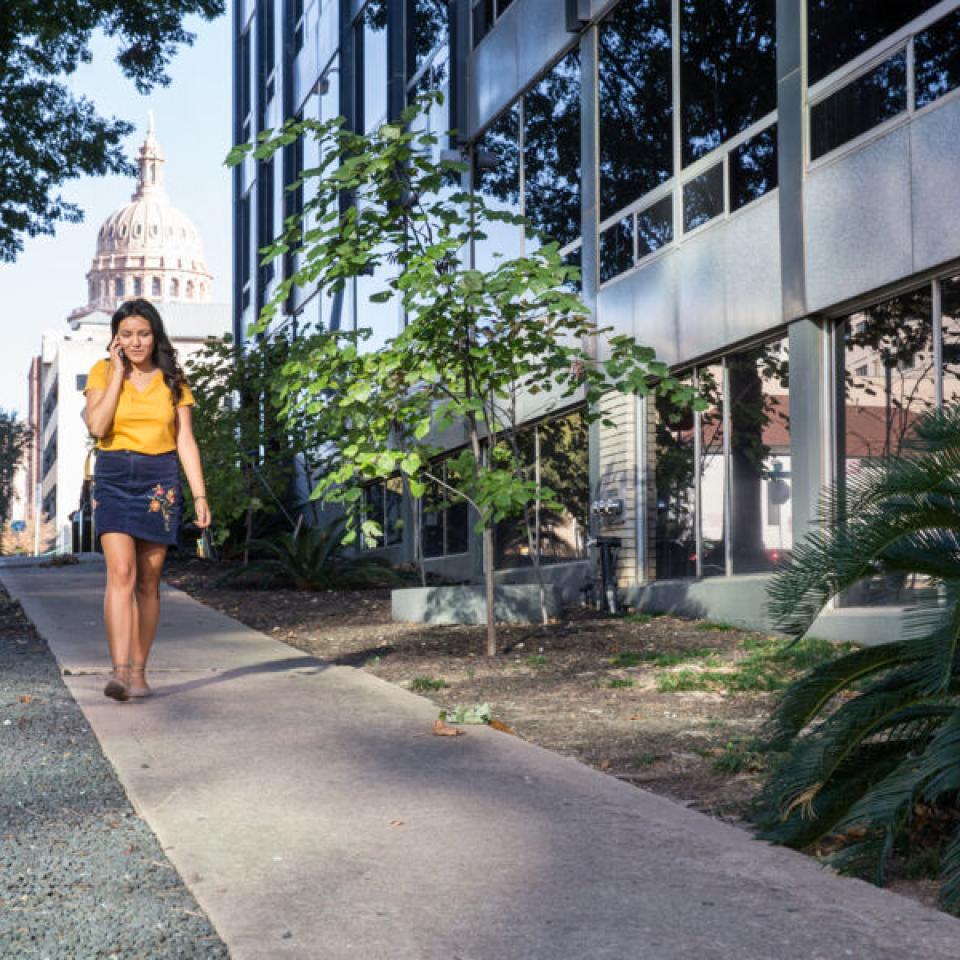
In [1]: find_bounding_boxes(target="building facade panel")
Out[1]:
[804,125,914,314]
[911,94,960,273]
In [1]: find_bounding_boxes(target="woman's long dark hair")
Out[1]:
[110,299,186,405]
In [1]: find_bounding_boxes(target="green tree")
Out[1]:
[184,335,318,557]
[231,94,702,654]
[0,0,224,262]
[0,410,30,533]
[755,404,960,912]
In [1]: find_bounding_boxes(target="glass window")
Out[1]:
[808,0,941,85]
[810,52,907,160]
[637,195,673,258]
[258,158,275,285]
[151,276,162,296]
[523,48,581,250]
[842,288,935,605]
[843,289,933,463]
[598,0,672,220]
[75,375,87,391]
[599,216,633,284]
[239,28,252,142]
[729,339,791,573]
[494,410,588,568]
[292,0,305,53]
[655,378,696,579]
[473,105,522,268]
[942,275,960,407]
[422,459,469,558]
[729,124,778,211]
[408,0,448,80]
[915,8,960,110]
[698,364,725,577]
[680,0,776,166]
[362,2,388,132]
[683,163,724,232]
[114,277,124,297]
[170,277,179,297]
[362,478,404,549]
[133,277,142,296]
[472,0,493,45]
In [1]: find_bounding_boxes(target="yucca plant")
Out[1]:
[220,518,404,590]
[754,405,960,912]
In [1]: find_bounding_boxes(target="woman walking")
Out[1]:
[84,299,211,701]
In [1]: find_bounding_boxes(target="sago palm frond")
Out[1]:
[757,403,960,910]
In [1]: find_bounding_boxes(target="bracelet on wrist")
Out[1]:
[194,495,208,501]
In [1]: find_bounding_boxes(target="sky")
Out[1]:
[0,8,233,418]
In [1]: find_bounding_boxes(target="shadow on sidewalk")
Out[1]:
[153,655,331,698]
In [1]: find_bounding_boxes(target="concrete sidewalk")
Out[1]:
[3,563,959,960]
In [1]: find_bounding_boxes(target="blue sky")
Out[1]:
[0,9,233,417]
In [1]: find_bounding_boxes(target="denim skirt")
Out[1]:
[93,450,182,546]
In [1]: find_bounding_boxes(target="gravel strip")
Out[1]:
[0,585,229,959]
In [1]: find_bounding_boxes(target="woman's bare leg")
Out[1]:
[100,533,137,699]
[130,540,168,696]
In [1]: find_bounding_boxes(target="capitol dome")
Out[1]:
[85,115,213,312]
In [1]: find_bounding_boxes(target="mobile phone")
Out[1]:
[118,347,125,360]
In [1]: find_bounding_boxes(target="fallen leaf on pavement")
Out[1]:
[432,718,465,737]
[489,719,517,736]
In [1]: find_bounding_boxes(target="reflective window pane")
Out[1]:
[493,411,588,568]
[474,105,522,268]
[729,339,791,573]
[524,48,581,249]
[422,460,470,558]
[915,8,960,110]
[842,288,935,604]
[680,0,776,166]
[729,124,778,211]
[809,0,941,85]
[941,276,960,407]
[536,410,589,564]
[655,379,697,579]
[363,4,388,132]
[599,216,633,284]
[472,0,493,45]
[698,365,725,578]
[637,195,673,258]
[682,163,724,233]
[810,52,907,160]
[598,0,673,220]
[843,289,934,463]
[408,0,448,78]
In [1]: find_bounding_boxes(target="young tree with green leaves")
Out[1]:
[230,94,701,654]
[184,334,321,557]
[0,410,30,534]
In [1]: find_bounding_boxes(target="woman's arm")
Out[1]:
[175,404,212,528]
[85,341,126,438]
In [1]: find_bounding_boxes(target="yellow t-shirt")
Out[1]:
[84,359,195,455]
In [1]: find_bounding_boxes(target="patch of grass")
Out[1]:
[609,647,716,669]
[695,620,738,632]
[655,635,851,695]
[607,678,635,689]
[711,738,773,774]
[410,675,448,692]
[621,611,661,624]
[527,654,549,667]
[364,655,382,667]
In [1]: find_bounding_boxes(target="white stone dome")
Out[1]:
[85,115,213,312]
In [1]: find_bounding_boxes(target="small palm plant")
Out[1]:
[754,405,960,912]
[221,517,403,590]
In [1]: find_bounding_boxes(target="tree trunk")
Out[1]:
[483,522,496,656]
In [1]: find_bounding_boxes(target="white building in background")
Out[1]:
[31,119,230,552]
